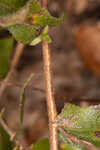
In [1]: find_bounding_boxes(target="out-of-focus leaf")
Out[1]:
[0,37,13,79]
[0,108,5,120]
[8,24,38,44]
[29,138,50,150]
[0,0,27,16]
[0,123,14,150]
[13,146,20,150]
[56,103,100,148]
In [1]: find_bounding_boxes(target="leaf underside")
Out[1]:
[57,103,100,148]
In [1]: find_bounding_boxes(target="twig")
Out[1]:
[42,0,58,148]
[0,42,24,100]
[0,78,45,94]
[14,74,34,139]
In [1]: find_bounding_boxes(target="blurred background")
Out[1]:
[0,0,100,147]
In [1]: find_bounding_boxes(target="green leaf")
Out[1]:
[30,35,42,46]
[41,26,52,43]
[8,24,38,44]
[31,13,65,27]
[56,103,100,148]
[61,143,88,150]
[0,37,13,79]
[0,0,27,16]
[28,0,66,27]
[0,0,32,27]
[0,123,14,150]
[42,35,52,43]
[59,131,88,150]
[29,138,50,150]
[0,0,65,44]
[42,26,49,36]
[28,0,42,14]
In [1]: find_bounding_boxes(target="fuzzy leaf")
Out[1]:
[30,13,65,27]
[27,0,65,27]
[0,37,13,79]
[8,24,38,44]
[0,0,27,16]
[56,103,100,148]
[0,0,65,44]
[28,0,42,14]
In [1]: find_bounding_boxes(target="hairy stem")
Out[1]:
[42,2,58,150]
[42,40,58,150]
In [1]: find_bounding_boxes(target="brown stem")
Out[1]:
[11,42,25,68]
[42,41,58,150]
[0,42,24,99]
[41,0,58,149]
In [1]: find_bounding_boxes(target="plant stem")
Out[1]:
[42,41,58,150]
[14,74,34,139]
[42,1,58,150]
